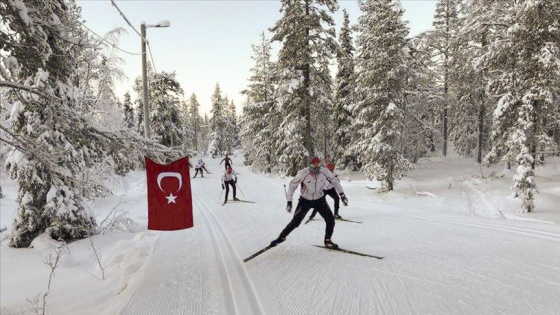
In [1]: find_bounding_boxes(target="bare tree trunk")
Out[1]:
[477,29,488,164]
[477,95,485,164]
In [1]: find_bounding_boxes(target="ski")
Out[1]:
[336,217,363,224]
[222,199,255,206]
[234,199,255,203]
[305,217,362,224]
[313,245,384,259]
[243,245,273,262]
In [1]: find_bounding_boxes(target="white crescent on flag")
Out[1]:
[157,172,183,192]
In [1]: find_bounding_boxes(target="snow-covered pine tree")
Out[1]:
[123,92,134,129]
[209,83,228,157]
[431,0,461,157]
[352,0,413,191]
[481,0,560,213]
[402,34,439,163]
[1,0,180,247]
[149,71,185,148]
[331,9,357,170]
[184,93,202,152]
[270,0,339,175]
[227,100,241,151]
[448,0,495,162]
[201,113,212,154]
[311,56,335,163]
[240,32,278,172]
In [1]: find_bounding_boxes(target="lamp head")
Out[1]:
[155,20,170,28]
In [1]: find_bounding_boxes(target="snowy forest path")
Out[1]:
[120,155,560,315]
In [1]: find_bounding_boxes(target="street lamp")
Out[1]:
[141,20,170,139]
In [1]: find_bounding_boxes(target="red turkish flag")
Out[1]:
[146,156,193,230]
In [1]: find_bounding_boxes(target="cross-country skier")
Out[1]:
[220,154,232,171]
[221,166,239,204]
[193,159,206,178]
[307,162,345,221]
[270,156,349,249]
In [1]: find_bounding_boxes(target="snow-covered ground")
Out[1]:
[1,153,560,315]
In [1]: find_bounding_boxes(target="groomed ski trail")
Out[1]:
[120,187,266,315]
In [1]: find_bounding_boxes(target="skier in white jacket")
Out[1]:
[270,156,348,249]
[307,162,344,221]
[221,166,239,204]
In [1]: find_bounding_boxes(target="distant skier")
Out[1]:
[193,159,210,178]
[220,154,232,170]
[221,166,239,204]
[307,162,345,221]
[269,156,348,249]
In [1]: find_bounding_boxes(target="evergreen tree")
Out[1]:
[331,9,357,170]
[149,71,185,147]
[270,0,339,175]
[240,32,278,172]
[227,99,241,151]
[352,0,413,191]
[449,1,493,161]
[123,92,134,129]
[402,34,440,163]
[431,0,461,156]
[481,0,560,213]
[311,56,335,163]
[209,83,228,157]
[0,0,177,247]
[187,93,202,152]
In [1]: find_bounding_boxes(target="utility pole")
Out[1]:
[140,20,170,139]
[141,23,150,138]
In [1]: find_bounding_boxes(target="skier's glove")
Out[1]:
[221,184,225,190]
[235,178,237,184]
[340,193,349,206]
[286,201,292,213]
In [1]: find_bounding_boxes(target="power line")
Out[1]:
[80,21,142,56]
[110,0,142,39]
[109,0,159,73]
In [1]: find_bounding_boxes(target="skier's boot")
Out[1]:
[334,214,342,220]
[324,239,339,249]
[270,237,285,247]
[234,197,240,201]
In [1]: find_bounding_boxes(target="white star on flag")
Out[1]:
[165,193,178,204]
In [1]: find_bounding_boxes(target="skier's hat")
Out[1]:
[310,156,321,166]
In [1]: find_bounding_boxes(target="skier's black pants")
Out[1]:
[224,180,236,200]
[309,188,339,219]
[193,168,204,177]
[279,197,335,240]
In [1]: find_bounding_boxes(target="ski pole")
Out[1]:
[283,184,288,199]
[235,182,246,197]
[218,186,224,202]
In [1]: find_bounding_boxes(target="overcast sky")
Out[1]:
[78,0,437,115]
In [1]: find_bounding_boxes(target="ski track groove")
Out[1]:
[192,187,266,315]
[192,196,238,314]
[120,224,217,315]
[366,272,386,315]
[352,201,560,241]
[391,264,415,315]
